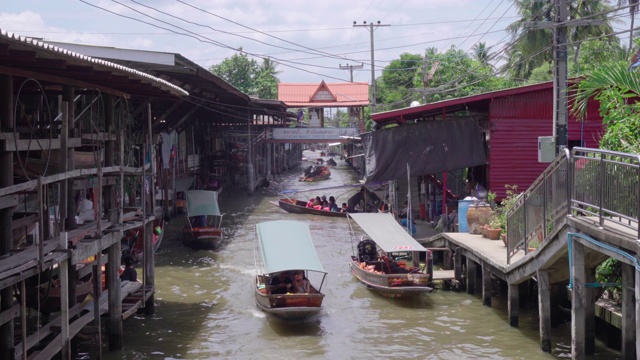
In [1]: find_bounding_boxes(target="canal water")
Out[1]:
[100,155,620,360]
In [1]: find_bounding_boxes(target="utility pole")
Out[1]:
[353,21,390,113]
[339,63,364,82]
[525,0,602,155]
[554,0,569,154]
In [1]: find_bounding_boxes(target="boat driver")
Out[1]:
[268,272,292,294]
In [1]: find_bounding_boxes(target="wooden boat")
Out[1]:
[121,217,165,266]
[347,213,433,298]
[25,273,93,314]
[299,166,330,182]
[254,220,327,320]
[271,198,347,218]
[15,147,104,177]
[183,190,224,249]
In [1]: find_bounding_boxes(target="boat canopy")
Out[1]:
[175,177,195,192]
[348,213,427,253]
[185,190,221,217]
[256,220,326,274]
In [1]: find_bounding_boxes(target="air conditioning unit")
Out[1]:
[538,136,555,163]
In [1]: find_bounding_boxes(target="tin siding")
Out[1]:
[488,88,603,199]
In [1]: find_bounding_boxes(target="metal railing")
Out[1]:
[506,146,640,264]
[506,148,571,264]
[571,148,640,236]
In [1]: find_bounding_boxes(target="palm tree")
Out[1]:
[506,0,615,80]
[618,0,640,53]
[472,42,493,66]
[572,62,640,153]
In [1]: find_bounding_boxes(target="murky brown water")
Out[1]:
[97,154,620,360]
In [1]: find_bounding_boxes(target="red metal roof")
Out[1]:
[278,81,369,108]
[372,82,555,124]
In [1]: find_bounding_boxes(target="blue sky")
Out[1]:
[0,1,630,83]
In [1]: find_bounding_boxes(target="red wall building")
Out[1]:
[372,81,604,199]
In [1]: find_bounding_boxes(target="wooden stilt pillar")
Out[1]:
[585,269,596,355]
[466,257,476,295]
[443,248,452,270]
[571,241,585,359]
[266,137,272,180]
[537,270,552,353]
[0,74,15,360]
[63,87,76,231]
[60,232,70,360]
[454,248,462,291]
[107,241,122,350]
[144,221,155,315]
[104,95,117,223]
[92,252,103,360]
[482,265,491,307]
[508,283,519,327]
[622,263,636,359]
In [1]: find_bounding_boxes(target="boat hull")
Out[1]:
[183,227,223,249]
[298,172,330,182]
[274,199,347,218]
[254,278,324,320]
[349,256,432,298]
[25,274,93,314]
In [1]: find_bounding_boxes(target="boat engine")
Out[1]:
[357,239,378,262]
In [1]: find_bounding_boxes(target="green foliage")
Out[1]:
[209,51,280,99]
[572,62,640,154]
[376,52,423,110]
[596,257,621,302]
[376,46,517,113]
[571,39,626,76]
[493,185,520,232]
[526,63,553,84]
[506,0,615,81]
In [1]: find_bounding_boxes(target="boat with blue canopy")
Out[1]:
[347,213,433,298]
[183,190,224,249]
[254,220,327,320]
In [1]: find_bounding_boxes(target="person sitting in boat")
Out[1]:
[340,202,348,213]
[292,270,310,293]
[268,272,292,294]
[320,195,328,206]
[120,254,137,282]
[312,196,322,206]
[306,198,315,208]
[304,165,314,177]
[328,196,339,212]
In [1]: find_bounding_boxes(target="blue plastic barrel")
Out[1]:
[458,200,473,232]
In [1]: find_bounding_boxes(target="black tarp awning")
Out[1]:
[363,119,486,183]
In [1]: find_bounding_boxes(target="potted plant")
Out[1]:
[486,216,502,240]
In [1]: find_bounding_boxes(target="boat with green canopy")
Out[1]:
[347,213,433,298]
[183,190,224,249]
[254,220,327,320]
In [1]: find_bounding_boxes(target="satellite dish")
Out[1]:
[410,101,421,107]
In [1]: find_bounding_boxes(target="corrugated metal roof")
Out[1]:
[278,81,369,107]
[0,29,188,97]
[372,82,555,124]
